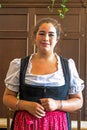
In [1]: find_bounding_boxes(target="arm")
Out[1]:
[40,91,83,112]
[3,88,18,110]
[3,88,45,118]
[61,92,83,112]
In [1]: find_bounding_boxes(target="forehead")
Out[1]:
[38,23,56,32]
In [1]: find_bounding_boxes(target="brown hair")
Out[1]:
[33,17,61,38]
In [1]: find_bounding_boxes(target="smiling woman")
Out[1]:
[3,17,84,130]
[35,22,58,55]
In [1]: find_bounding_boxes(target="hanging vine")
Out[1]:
[48,0,69,18]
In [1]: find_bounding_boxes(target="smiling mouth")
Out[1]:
[42,43,49,47]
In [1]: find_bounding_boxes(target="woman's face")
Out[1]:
[35,23,58,53]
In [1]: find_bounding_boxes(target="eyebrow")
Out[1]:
[39,31,55,33]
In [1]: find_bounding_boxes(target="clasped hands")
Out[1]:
[28,98,59,118]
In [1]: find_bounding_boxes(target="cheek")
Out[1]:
[36,35,41,42]
[51,38,58,47]
[51,37,57,43]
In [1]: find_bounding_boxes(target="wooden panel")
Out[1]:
[0,8,29,118]
[0,15,27,30]
[59,39,79,65]
[0,39,27,117]
[0,0,86,9]
[0,0,81,3]
[0,31,27,39]
[0,0,85,4]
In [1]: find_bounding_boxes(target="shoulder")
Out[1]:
[57,55,76,68]
[10,58,21,65]
[68,58,78,73]
[21,55,30,63]
[65,58,78,76]
[58,55,78,75]
[68,58,76,65]
[7,58,22,75]
[9,58,21,70]
[57,55,75,65]
[57,55,69,63]
[56,54,76,70]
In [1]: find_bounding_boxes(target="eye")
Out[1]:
[38,32,45,36]
[49,33,55,37]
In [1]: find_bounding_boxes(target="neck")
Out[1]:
[35,51,55,60]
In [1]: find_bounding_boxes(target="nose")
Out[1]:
[44,34,49,41]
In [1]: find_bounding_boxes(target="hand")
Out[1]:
[27,102,45,118]
[40,98,59,111]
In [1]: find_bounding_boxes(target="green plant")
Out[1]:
[48,0,69,18]
[0,4,2,8]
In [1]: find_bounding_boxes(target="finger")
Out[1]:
[35,114,44,118]
[38,104,45,110]
[37,108,45,114]
[35,110,45,118]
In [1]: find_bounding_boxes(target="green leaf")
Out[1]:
[62,0,68,3]
[0,4,2,8]
[59,13,64,18]
[48,6,50,10]
[58,10,64,18]
[63,7,69,13]
[51,0,56,5]
[58,9,62,13]
[61,4,66,8]
[48,0,69,18]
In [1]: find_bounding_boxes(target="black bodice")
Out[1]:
[19,55,70,103]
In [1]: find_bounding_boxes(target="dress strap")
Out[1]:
[60,56,70,83]
[20,56,30,84]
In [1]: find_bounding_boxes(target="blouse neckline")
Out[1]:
[27,53,62,77]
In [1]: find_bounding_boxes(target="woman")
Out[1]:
[3,17,84,130]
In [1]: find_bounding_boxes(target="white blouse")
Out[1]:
[4,54,84,95]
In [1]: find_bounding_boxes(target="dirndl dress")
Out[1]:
[11,56,71,130]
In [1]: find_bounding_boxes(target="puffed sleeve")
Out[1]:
[4,58,21,92]
[68,59,84,94]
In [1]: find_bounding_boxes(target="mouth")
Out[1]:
[42,42,50,47]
